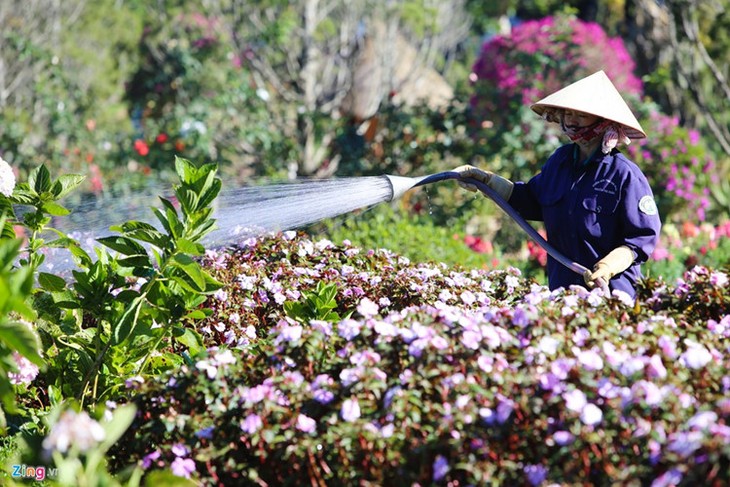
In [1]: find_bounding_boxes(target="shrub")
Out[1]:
[106,233,729,486]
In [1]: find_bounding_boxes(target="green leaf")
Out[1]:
[100,404,136,451]
[171,254,206,292]
[174,156,193,184]
[97,236,148,257]
[41,201,70,216]
[117,255,153,269]
[51,174,86,199]
[38,272,67,292]
[143,470,198,487]
[113,296,144,344]
[0,320,43,366]
[176,238,205,255]
[29,165,52,194]
[174,328,205,356]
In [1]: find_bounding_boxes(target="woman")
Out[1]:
[457,71,661,299]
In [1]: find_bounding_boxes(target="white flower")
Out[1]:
[42,410,106,454]
[0,156,16,197]
[580,403,603,425]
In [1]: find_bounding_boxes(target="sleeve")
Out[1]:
[508,178,544,221]
[618,166,662,264]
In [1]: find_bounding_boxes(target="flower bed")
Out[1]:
[110,233,730,485]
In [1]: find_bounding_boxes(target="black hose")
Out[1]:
[413,171,610,294]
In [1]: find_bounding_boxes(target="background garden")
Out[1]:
[1,0,729,485]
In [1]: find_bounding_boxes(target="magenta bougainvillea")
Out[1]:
[470,16,643,121]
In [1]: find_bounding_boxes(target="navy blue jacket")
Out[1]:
[509,144,661,297]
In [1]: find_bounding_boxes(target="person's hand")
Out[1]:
[453,165,493,192]
[583,246,635,289]
[453,165,514,201]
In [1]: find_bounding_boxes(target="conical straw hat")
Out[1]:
[531,71,646,139]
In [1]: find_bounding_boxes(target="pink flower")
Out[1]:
[574,347,604,371]
[8,352,39,385]
[240,413,263,434]
[356,297,379,317]
[646,354,667,379]
[341,398,361,422]
[296,414,317,434]
[681,340,712,369]
[171,457,196,478]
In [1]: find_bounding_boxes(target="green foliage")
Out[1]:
[285,282,344,323]
[0,236,43,434]
[322,204,498,270]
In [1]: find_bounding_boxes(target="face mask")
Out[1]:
[560,118,612,143]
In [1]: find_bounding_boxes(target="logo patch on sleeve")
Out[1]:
[639,195,658,215]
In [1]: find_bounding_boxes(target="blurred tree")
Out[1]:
[203,0,470,176]
[625,0,730,156]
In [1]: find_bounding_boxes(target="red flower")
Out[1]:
[156,133,169,144]
[134,139,150,156]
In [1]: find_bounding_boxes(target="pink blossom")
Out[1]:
[240,413,263,434]
[573,347,603,371]
[646,354,667,379]
[680,340,712,369]
[8,352,39,385]
[171,457,196,478]
[296,414,317,434]
[357,297,379,317]
[341,398,361,422]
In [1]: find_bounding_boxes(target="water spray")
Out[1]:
[384,171,610,295]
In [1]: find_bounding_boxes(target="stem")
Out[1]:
[135,325,169,376]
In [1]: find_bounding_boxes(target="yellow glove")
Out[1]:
[583,246,635,288]
[453,165,514,201]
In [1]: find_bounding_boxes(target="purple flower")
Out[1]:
[341,398,361,422]
[195,427,214,439]
[141,450,161,469]
[496,397,514,423]
[524,464,548,486]
[553,431,574,445]
[171,443,189,457]
[432,455,450,482]
[240,413,263,434]
[651,469,683,487]
[171,457,196,479]
[296,414,317,434]
[338,319,361,340]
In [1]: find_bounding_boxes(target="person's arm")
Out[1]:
[453,165,544,221]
